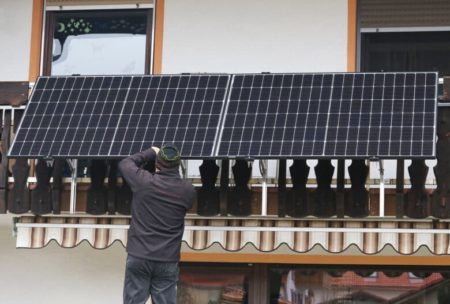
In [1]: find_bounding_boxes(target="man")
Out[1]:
[119,144,196,304]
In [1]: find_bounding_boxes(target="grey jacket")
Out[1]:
[119,149,195,261]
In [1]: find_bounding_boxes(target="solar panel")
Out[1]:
[216,72,437,159]
[9,74,230,158]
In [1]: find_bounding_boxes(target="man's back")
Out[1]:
[119,148,195,261]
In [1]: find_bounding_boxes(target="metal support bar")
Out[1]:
[396,160,405,218]
[219,159,229,216]
[68,159,78,214]
[11,108,15,128]
[15,222,450,235]
[336,160,345,218]
[181,160,188,179]
[379,160,385,217]
[259,160,268,216]
[277,159,286,217]
[0,105,26,110]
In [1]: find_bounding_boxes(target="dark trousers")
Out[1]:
[123,255,179,304]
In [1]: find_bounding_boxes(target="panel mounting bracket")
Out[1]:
[378,160,385,217]
[181,160,188,179]
[259,160,268,216]
[67,159,78,214]
[369,157,385,217]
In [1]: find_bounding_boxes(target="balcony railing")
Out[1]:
[0,79,449,220]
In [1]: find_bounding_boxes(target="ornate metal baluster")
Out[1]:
[9,109,29,214]
[107,160,118,214]
[31,160,52,215]
[345,160,369,218]
[396,160,405,218]
[277,159,287,217]
[197,160,220,216]
[313,160,336,217]
[220,159,229,216]
[0,113,10,213]
[9,158,30,214]
[51,159,64,214]
[228,160,252,216]
[405,160,429,218]
[117,179,132,215]
[287,159,310,217]
[336,160,345,218]
[86,160,108,214]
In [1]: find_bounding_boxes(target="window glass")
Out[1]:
[50,10,150,75]
[270,267,449,304]
[178,265,249,304]
[361,31,450,76]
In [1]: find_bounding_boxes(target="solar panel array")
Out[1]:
[8,72,437,159]
[8,75,230,158]
[216,73,437,158]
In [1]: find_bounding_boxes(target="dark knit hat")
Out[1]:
[156,144,181,169]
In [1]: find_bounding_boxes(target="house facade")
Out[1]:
[1,0,450,303]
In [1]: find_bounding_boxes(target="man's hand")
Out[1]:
[151,146,160,154]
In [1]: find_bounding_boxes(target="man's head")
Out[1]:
[155,144,181,170]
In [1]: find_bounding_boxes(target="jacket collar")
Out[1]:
[156,167,181,177]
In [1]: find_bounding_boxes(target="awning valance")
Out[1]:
[14,216,450,258]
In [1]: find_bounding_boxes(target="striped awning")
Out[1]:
[14,216,450,256]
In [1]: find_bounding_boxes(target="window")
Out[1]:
[44,9,153,76]
[178,264,250,304]
[361,31,450,77]
[269,266,449,304]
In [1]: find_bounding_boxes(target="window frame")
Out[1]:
[42,8,154,76]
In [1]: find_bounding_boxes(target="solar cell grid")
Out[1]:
[9,72,437,160]
[9,74,230,158]
[216,72,437,159]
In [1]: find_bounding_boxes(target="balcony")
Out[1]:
[1,77,450,264]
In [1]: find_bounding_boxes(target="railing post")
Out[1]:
[347,160,369,218]
[51,159,64,214]
[396,160,405,218]
[31,160,52,215]
[336,160,345,218]
[197,160,220,216]
[405,160,429,218]
[277,159,286,217]
[219,159,229,216]
[287,160,310,217]
[0,111,11,213]
[86,160,107,215]
[313,160,335,217]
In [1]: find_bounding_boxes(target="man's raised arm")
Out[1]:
[118,147,159,191]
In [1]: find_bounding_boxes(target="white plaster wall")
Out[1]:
[1,2,128,299]
[169,0,349,179]
[0,0,33,81]
[0,215,126,304]
[162,0,348,74]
